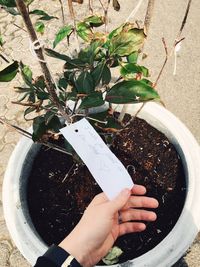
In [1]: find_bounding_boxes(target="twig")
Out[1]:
[99,0,111,33]
[59,0,65,25]
[153,38,168,88]
[15,0,70,123]
[154,0,192,86]
[62,163,75,182]
[0,117,72,156]
[13,23,27,32]
[0,53,9,63]
[67,0,80,52]
[89,0,93,14]
[144,0,155,34]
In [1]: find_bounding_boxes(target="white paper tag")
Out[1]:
[60,118,134,200]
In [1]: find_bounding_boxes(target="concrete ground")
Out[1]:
[0,0,199,266]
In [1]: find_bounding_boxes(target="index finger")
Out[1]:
[131,184,146,195]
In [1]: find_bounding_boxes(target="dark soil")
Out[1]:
[27,117,186,264]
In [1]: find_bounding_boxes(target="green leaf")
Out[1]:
[102,246,123,265]
[84,15,104,27]
[58,77,68,90]
[91,62,105,86]
[0,0,16,7]
[79,92,104,109]
[20,63,33,84]
[35,21,45,34]
[77,22,93,42]
[30,9,58,21]
[120,63,149,79]
[0,61,18,82]
[34,75,46,89]
[53,25,73,48]
[109,23,146,56]
[32,116,46,141]
[106,80,160,104]
[127,51,139,64]
[24,0,35,6]
[45,48,72,62]
[37,91,49,100]
[102,64,111,85]
[46,114,62,132]
[3,7,19,15]
[75,71,94,94]
[24,106,36,118]
[0,35,3,47]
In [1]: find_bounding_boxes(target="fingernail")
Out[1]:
[122,188,130,196]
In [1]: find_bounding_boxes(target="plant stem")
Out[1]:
[0,117,72,156]
[99,0,111,33]
[15,0,70,123]
[67,0,80,52]
[59,0,65,25]
[89,0,93,14]
[154,0,192,87]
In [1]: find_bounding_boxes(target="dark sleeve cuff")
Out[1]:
[34,244,82,267]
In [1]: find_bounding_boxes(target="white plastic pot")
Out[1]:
[3,102,200,267]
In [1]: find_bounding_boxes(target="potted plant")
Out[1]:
[1,0,200,266]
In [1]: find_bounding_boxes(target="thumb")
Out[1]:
[107,189,131,213]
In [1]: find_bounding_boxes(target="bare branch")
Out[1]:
[153,38,168,88]
[89,0,94,14]
[15,0,70,123]
[144,0,155,34]
[59,0,65,25]
[99,0,111,32]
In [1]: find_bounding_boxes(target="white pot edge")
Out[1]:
[2,102,200,267]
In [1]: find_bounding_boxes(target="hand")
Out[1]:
[59,185,159,267]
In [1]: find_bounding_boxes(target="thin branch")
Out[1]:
[0,117,72,156]
[13,23,27,32]
[59,0,65,25]
[125,0,144,22]
[99,0,111,33]
[144,0,155,34]
[67,0,80,52]
[89,0,93,14]
[153,38,168,88]
[15,0,70,123]
[154,0,192,86]
[0,53,9,63]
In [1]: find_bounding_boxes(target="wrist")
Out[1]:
[59,233,91,267]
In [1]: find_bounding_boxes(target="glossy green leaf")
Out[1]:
[109,23,145,56]
[32,116,46,141]
[102,64,111,85]
[30,9,58,21]
[77,22,93,42]
[79,92,104,109]
[0,61,18,82]
[106,80,160,104]
[78,40,102,65]
[46,115,62,132]
[0,0,16,7]
[127,51,138,64]
[20,63,33,84]
[45,48,72,62]
[37,91,49,100]
[58,77,68,90]
[75,71,94,93]
[91,62,105,86]
[120,63,149,79]
[84,15,104,27]
[35,21,45,34]
[53,25,73,48]
[34,75,46,89]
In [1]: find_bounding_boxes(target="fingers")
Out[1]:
[123,196,159,210]
[107,189,131,213]
[131,185,147,195]
[119,222,146,236]
[119,209,157,222]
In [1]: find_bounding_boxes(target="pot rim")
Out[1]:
[2,102,200,267]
